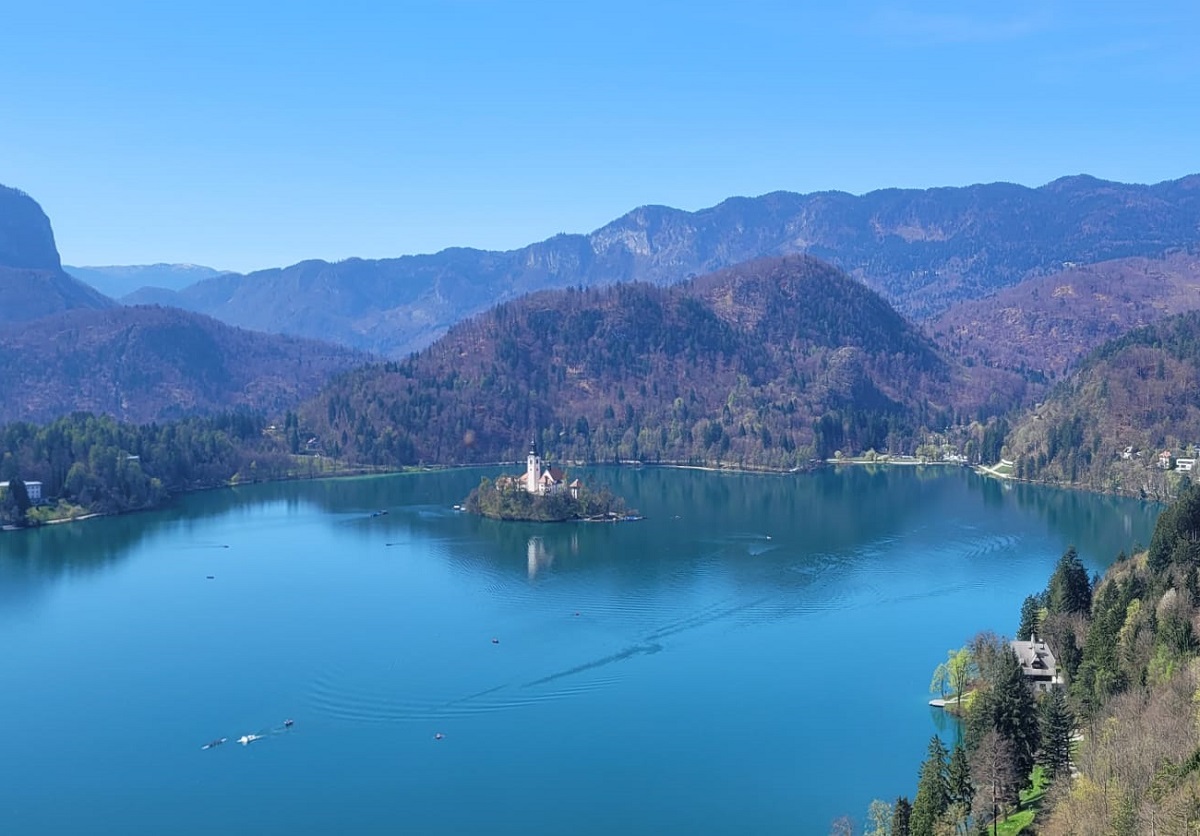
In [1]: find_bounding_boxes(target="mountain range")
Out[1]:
[7,175,1200,497]
[109,175,1200,357]
[64,263,229,300]
[298,256,994,469]
[0,184,367,423]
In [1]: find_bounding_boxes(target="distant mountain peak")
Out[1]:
[0,183,62,271]
[0,183,114,324]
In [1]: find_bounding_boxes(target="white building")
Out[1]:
[497,440,582,499]
[0,480,42,502]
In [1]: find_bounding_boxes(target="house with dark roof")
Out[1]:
[1010,634,1060,692]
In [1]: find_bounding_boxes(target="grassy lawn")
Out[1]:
[994,766,1048,835]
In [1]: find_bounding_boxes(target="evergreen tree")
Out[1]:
[0,462,31,525]
[988,649,1040,799]
[891,796,912,836]
[910,735,950,836]
[1047,546,1092,616]
[948,743,974,810]
[1016,594,1043,641]
[1148,481,1200,574]
[1072,578,1132,716]
[947,743,974,832]
[1039,687,1074,781]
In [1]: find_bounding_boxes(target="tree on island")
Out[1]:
[464,476,629,522]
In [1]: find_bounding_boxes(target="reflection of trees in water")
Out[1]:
[0,470,500,603]
[1000,479,1161,567]
[0,466,1163,611]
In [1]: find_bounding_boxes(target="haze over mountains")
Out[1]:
[0,306,369,424]
[0,184,367,423]
[64,263,229,300]
[105,175,1200,357]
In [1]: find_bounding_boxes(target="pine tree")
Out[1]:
[0,464,31,525]
[947,743,974,832]
[1039,687,1074,781]
[891,796,912,836]
[989,649,1040,799]
[910,735,950,836]
[1047,546,1092,615]
[948,743,974,810]
[1016,594,1043,641]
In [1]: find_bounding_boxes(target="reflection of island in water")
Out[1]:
[526,532,581,579]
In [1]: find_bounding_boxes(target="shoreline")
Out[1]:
[2,452,1167,535]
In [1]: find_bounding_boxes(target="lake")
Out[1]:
[0,466,1159,834]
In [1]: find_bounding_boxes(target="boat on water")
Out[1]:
[237,734,263,745]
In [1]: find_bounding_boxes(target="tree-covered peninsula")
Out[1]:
[864,480,1200,834]
[0,410,330,527]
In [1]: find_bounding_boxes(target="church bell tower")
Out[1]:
[525,438,541,494]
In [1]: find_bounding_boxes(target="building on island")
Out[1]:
[0,480,42,502]
[1010,634,1060,692]
[496,440,582,499]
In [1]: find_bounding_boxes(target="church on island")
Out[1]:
[496,441,582,499]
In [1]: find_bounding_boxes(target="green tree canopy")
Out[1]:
[1047,546,1092,616]
[1039,686,1074,781]
[1148,480,1200,574]
[910,735,950,836]
[1016,593,1044,641]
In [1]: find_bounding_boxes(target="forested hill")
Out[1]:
[929,251,1200,388]
[126,174,1200,356]
[1005,310,1200,496]
[298,256,990,469]
[0,184,114,324]
[0,305,369,424]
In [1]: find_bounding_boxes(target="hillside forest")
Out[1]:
[858,480,1200,835]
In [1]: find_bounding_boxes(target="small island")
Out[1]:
[464,441,637,522]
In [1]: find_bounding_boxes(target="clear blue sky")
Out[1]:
[2,0,1197,272]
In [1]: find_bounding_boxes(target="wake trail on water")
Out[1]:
[305,584,793,727]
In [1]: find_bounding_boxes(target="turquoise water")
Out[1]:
[0,466,1158,834]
